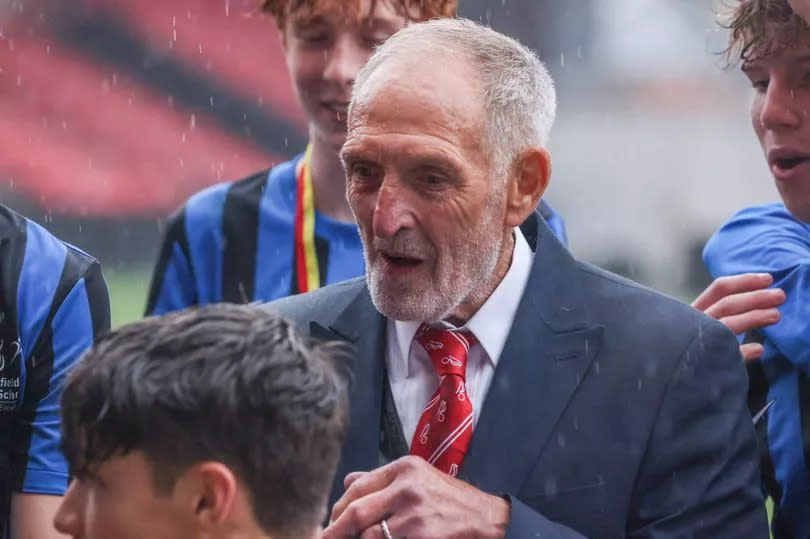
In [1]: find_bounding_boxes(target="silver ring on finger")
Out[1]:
[380,519,393,539]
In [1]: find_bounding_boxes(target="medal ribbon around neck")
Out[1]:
[294,145,320,293]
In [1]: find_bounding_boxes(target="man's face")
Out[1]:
[282,0,409,151]
[744,28,810,222]
[54,452,192,539]
[342,56,510,322]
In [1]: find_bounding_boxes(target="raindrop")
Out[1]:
[190,114,197,129]
[284,137,288,147]
[560,53,564,67]
[225,0,231,16]
[577,46,582,59]
[199,43,203,54]
[179,159,185,169]
[210,96,215,107]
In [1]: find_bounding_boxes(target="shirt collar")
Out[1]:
[392,227,534,374]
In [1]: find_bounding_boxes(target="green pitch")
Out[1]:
[105,268,151,328]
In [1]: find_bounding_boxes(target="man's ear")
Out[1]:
[178,462,238,529]
[504,146,551,228]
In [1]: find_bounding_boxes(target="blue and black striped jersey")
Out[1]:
[0,204,110,532]
[146,152,568,315]
[703,203,810,539]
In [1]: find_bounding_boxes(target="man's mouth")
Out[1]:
[381,253,423,267]
[773,157,810,171]
[768,148,810,176]
[322,101,349,116]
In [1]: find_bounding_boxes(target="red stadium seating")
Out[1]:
[1,0,303,217]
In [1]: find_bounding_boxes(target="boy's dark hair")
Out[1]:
[60,304,351,538]
[261,0,458,29]
[726,0,809,64]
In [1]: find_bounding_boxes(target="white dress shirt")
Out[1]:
[385,228,534,446]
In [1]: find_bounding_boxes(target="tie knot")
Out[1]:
[415,324,477,379]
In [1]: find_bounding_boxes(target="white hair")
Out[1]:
[350,17,557,178]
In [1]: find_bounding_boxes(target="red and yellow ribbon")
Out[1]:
[294,145,320,293]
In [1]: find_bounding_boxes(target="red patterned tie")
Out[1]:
[409,324,478,477]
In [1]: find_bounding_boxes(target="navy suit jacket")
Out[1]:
[267,212,768,538]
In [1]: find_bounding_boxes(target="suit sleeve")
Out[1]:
[145,207,197,315]
[625,321,768,538]
[703,206,810,376]
[13,258,110,494]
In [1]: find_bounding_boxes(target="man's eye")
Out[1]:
[297,30,331,44]
[423,174,444,186]
[750,78,769,92]
[350,164,375,180]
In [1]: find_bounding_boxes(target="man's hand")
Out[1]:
[692,273,785,361]
[323,456,510,539]
[788,0,810,25]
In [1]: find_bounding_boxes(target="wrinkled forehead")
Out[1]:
[286,0,419,26]
[347,56,487,148]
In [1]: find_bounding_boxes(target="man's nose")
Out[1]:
[372,181,416,239]
[760,81,803,131]
[53,481,82,536]
[323,34,367,88]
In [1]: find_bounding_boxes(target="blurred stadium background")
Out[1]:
[1,0,780,327]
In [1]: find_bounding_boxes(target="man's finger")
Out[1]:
[344,471,368,490]
[331,464,398,523]
[323,489,394,539]
[701,288,785,320]
[717,308,781,335]
[359,525,385,539]
[692,273,773,312]
[740,343,765,362]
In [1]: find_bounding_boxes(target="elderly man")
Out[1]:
[269,18,768,538]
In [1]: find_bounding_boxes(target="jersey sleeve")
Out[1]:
[703,203,810,375]
[12,250,110,495]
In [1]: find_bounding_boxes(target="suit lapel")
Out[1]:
[313,287,387,507]
[460,213,604,496]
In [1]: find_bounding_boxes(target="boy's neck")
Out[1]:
[308,133,355,223]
